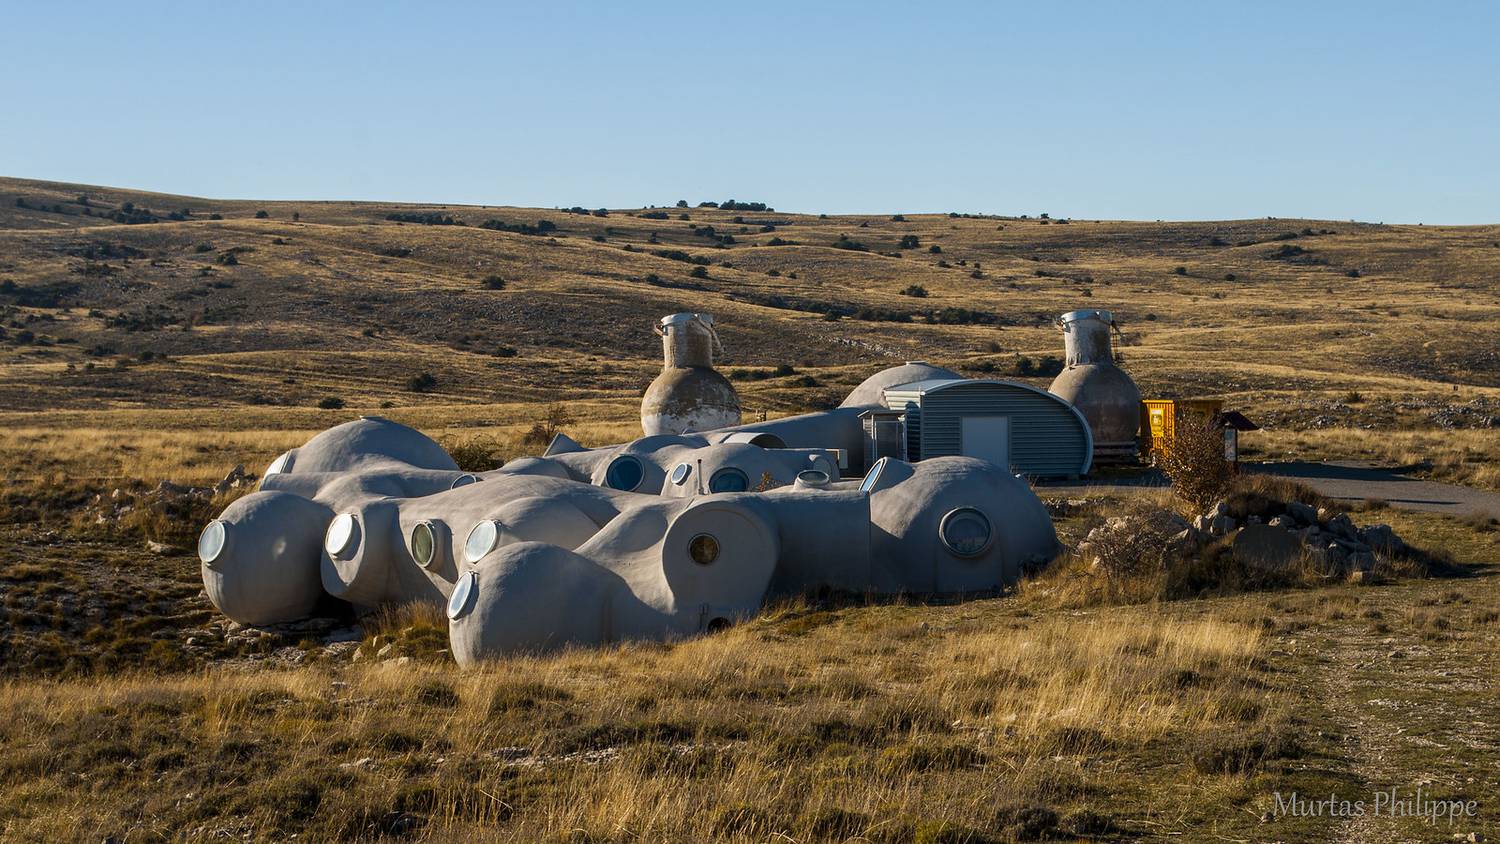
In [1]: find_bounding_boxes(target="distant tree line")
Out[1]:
[479,219,558,236]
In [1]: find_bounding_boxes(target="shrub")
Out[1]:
[831,235,868,251]
[1343,390,1364,403]
[254,210,269,219]
[899,234,920,249]
[479,218,556,236]
[1190,724,1302,775]
[901,285,928,298]
[1158,418,1233,511]
[385,212,459,225]
[446,436,504,471]
[317,397,345,410]
[481,275,505,290]
[1224,273,1236,281]
[406,372,437,392]
[519,403,576,450]
[891,214,906,222]
[928,244,942,253]
[1085,507,1188,578]
[1174,266,1187,275]
[689,266,709,279]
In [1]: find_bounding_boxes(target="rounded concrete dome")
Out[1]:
[200,491,333,625]
[292,416,460,474]
[641,367,742,435]
[449,542,617,664]
[1048,363,1141,454]
[868,457,1057,591]
[840,361,962,408]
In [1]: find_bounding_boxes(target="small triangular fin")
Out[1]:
[543,432,585,456]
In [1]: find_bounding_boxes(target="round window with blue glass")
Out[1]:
[708,467,749,493]
[604,455,645,491]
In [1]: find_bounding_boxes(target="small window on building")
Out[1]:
[688,533,720,565]
[605,455,645,491]
[450,473,479,489]
[939,507,992,557]
[410,521,439,569]
[198,520,228,564]
[859,457,889,494]
[670,463,692,485]
[708,467,749,493]
[265,451,293,477]
[447,571,478,620]
[464,520,499,562]
[325,513,358,556]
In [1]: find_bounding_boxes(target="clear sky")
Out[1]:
[3,1,1497,222]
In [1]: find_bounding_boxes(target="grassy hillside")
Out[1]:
[2,176,1498,485]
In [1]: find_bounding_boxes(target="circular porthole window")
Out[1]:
[198,520,228,565]
[939,507,993,558]
[410,521,439,569]
[265,451,293,477]
[450,473,479,490]
[669,463,692,485]
[604,455,645,491]
[447,570,478,620]
[688,533,720,565]
[464,520,499,563]
[708,467,749,493]
[325,513,358,557]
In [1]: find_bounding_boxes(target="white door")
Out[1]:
[960,415,1010,470]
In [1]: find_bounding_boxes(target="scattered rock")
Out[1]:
[1232,524,1304,571]
[214,464,250,496]
[376,643,395,659]
[1325,512,1358,540]
[1358,523,1406,555]
[1287,501,1317,525]
[145,540,181,556]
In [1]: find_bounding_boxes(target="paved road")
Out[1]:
[1036,461,1500,521]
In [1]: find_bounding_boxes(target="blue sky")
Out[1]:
[2,1,1497,222]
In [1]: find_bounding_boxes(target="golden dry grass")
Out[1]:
[1255,427,1500,490]
[0,598,1282,842]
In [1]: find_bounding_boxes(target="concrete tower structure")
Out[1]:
[1047,309,1142,463]
[640,313,741,435]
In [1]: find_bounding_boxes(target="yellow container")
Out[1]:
[1140,398,1224,461]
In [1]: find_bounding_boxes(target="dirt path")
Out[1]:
[1282,574,1500,842]
[1038,461,1500,521]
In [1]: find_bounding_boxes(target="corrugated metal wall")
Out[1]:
[884,380,1091,477]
